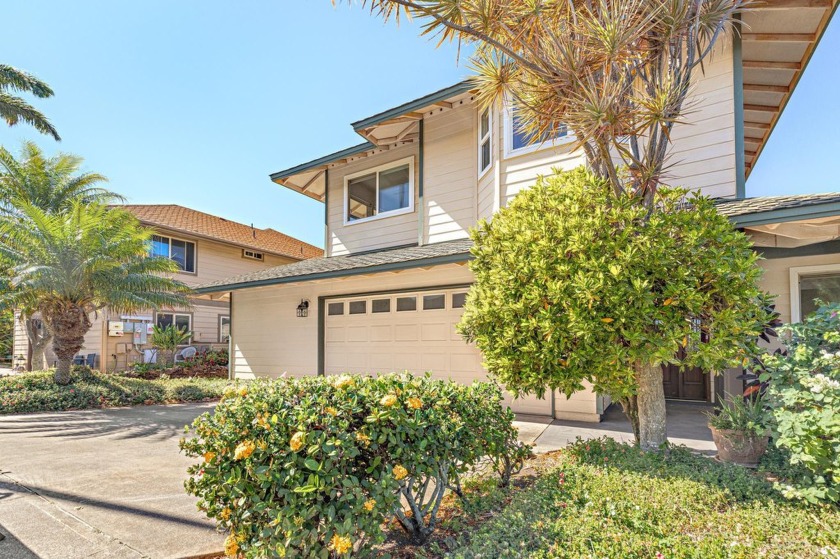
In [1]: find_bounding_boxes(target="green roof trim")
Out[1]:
[269,142,374,182]
[720,195,840,227]
[350,81,473,131]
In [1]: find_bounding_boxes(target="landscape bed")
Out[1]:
[0,367,231,414]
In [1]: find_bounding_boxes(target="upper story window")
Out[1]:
[478,108,492,176]
[150,234,196,273]
[504,105,572,158]
[345,157,414,225]
[242,249,263,261]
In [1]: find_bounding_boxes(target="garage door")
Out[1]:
[324,287,551,416]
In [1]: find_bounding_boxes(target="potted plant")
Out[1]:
[707,394,769,467]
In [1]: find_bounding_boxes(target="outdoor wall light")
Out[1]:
[296,299,310,318]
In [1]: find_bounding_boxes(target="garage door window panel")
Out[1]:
[349,301,367,315]
[397,296,417,312]
[452,293,468,309]
[372,299,391,313]
[423,294,446,310]
[328,303,345,316]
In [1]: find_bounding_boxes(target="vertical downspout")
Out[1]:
[323,168,330,257]
[227,292,233,380]
[732,15,746,199]
[417,119,425,247]
[317,296,325,376]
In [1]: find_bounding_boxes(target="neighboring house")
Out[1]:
[196,2,840,421]
[12,205,321,372]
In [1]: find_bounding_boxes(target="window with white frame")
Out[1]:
[345,158,413,223]
[156,312,192,342]
[242,249,263,261]
[219,315,231,343]
[504,105,571,157]
[150,235,196,273]
[478,108,492,175]
[793,268,840,321]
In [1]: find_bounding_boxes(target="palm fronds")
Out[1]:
[0,65,59,140]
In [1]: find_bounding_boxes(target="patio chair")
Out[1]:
[84,353,96,368]
[73,355,85,366]
[174,346,197,363]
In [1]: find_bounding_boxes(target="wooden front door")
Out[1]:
[662,363,708,401]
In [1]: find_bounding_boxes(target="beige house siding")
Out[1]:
[423,103,477,244]
[759,252,840,324]
[326,143,420,256]
[665,39,737,198]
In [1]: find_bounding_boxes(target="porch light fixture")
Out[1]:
[296,299,310,318]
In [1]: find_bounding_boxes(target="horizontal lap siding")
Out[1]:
[327,144,420,256]
[666,41,736,197]
[501,147,586,206]
[424,104,477,244]
[759,252,840,324]
[12,312,28,369]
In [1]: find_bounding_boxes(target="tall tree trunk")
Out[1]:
[47,306,91,385]
[618,395,640,445]
[635,361,668,451]
[24,316,52,371]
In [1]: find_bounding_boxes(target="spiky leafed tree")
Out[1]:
[0,142,124,368]
[347,0,747,449]
[0,65,60,140]
[0,202,192,384]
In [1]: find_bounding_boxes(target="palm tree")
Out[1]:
[0,141,123,216]
[0,202,192,384]
[0,142,124,368]
[0,65,60,140]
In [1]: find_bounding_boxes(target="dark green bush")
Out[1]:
[0,367,230,414]
[180,373,529,558]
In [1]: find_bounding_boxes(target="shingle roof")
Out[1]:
[716,193,840,218]
[195,239,473,293]
[118,205,323,260]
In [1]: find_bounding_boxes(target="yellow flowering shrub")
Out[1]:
[182,373,527,557]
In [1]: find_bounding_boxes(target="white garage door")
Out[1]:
[324,287,551,416]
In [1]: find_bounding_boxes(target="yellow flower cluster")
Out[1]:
[224,534,238,556]
[331,374,354,389]
[219,507,231,520]
[380,394,398,407]
[325,406,338,416]
[203,451,216,463]
[355,431,371,446]
[257,441,268,451]
[290,431,306,452]
[363,499,376,512]
[329,534,353,555]
[239,387,248,397]
[234,440,255,461]
[393,464,408,481]
[406,397,423,410]
[256,413,271,430]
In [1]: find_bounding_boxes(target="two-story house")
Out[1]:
[197,1,840,420]
[12,204,321,372]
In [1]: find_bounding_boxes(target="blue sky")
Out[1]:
[1,2,838,248]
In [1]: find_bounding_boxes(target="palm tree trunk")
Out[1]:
[46,306,91,385]
[635,361,667,451]
[24,316,52,370]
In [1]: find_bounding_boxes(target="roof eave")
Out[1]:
[350,81,473,131]
[270,142,374,184]
[728,200,840,227]
[194,251,472,295]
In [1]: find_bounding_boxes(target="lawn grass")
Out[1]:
[0,367,232,414]
[414,438,840,559]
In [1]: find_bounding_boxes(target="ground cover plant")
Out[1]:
[181,373,530,558]
[0,366,230,414]
[124,348,229,379]
[440,438,840,559]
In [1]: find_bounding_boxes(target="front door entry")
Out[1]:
[662,363,708,401]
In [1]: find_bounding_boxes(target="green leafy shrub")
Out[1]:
[0,367,230,414]
[180,373,528,557]
[762,303,840,504]
[150,324,192,366]
[447,438,840,559]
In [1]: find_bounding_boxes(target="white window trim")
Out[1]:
[219,315,231,343]
[503,104,575,159]
[242,249,263,261]
[789,263,840,322]
[151,234,197,274]
[343,157,415,226]
[478,107,493,179]
[155,312,193,344]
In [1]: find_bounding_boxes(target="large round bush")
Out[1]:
[180,373,529,557]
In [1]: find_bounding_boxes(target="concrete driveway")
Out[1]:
[0,403,223,559]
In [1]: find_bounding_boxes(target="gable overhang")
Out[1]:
[730,199,840,251]
[741,0,838,178]
[270,81,475,202]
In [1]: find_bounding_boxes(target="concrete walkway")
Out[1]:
[0,403,223,559]
[514,401,716,454]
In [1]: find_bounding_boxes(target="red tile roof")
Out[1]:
[118,204,322,260]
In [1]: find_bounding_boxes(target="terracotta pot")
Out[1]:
[709,425,769,467]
